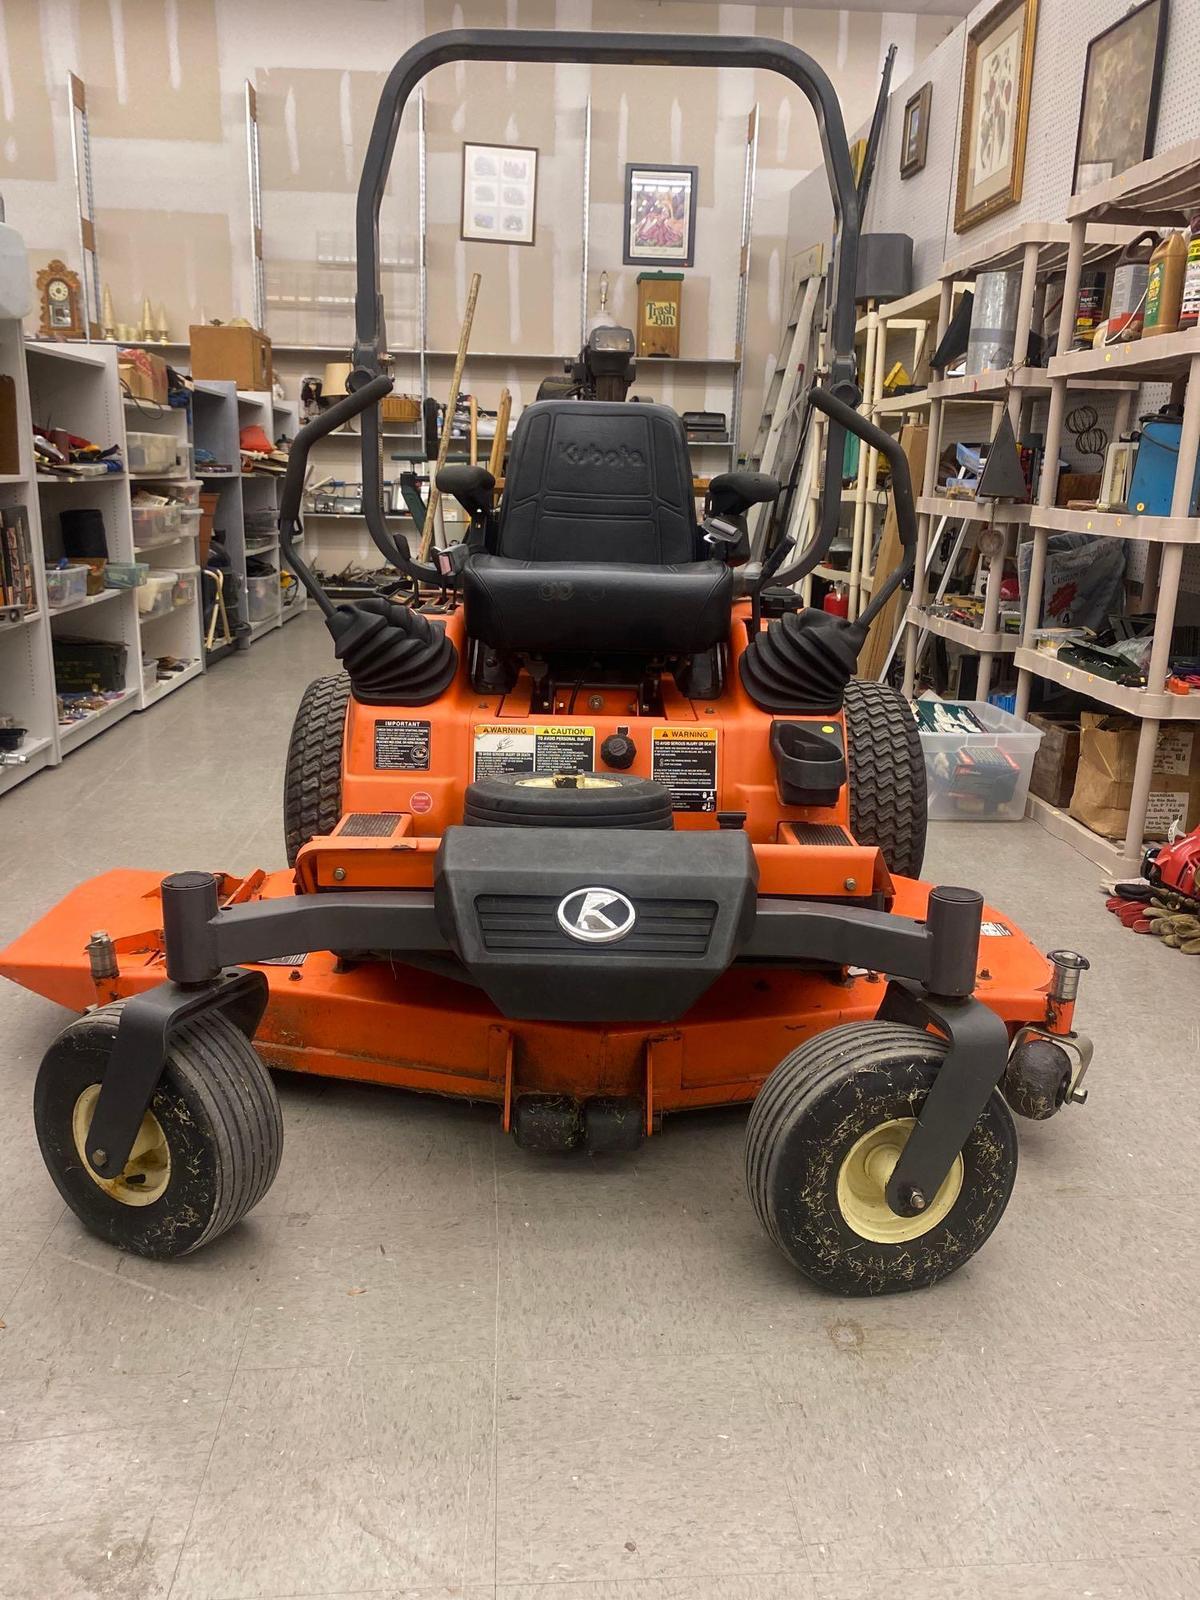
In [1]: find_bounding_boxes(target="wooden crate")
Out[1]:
[189,325,272,390]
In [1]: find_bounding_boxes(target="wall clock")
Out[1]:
[37,260,83,339]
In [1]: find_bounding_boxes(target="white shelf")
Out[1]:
[248,612,281,640]
[919,496,1033,524]
[0,472,28,484]
[25,340,108,368]
[929,367,1053,402]
[939,222,1135,281]
[47,587,124,619]
[140,659,203,707]
[280,599,307,625]
[906,604,1018,655]
[1013,647,1200,720]
[1030,505,1200,546]
[1067,138,1200,227]
[0,608,40,633]
[58,688,138,750]
[873,389,929,415]
[1025,793,1136,874]
[37,472,126,486]
[0,733,54,795]
[1047,326,1200,384]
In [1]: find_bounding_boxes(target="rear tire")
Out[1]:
[284,673,349,866]
[844,679,927,878]
[34,1003,283,1259]
[746,1021,1017,1296]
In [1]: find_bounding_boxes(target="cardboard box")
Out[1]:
[1028,713,1081,808]
[189,324,272,391]
[118,351,168,404]
[1069,715,1199,840]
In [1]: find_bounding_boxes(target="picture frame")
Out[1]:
[954,0,1039,233]
[460,142,538,247]
[623,164,698,268]
[1072,0,1169,195]
[900,82,932,180]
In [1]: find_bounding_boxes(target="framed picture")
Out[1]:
[954,0,1039,233]
[1072,0,1169,195]
[623,165,698,268]
[900,82,932,179]
[460,142,538,246]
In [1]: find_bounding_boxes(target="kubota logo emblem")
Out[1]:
[556,887,637,944]
[558,441,645,468]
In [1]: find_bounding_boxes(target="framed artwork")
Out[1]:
[623,164,698,268]
[900,82,932,179]
[1072,0,1169,194]
[954,0,1039,233]
[460,142,538,246]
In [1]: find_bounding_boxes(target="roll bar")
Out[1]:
[334,28,862,590]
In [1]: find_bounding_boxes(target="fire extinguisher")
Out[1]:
[823,583,850,618]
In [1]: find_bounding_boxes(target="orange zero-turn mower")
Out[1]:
[0,29,1093,1294]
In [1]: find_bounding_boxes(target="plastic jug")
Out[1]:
[1143,231,1187,338]
[1108,231,1158,341]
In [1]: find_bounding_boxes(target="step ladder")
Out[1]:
[746,269,821,553]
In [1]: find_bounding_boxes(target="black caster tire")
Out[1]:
[34,1002,284,1260]
[462,771,673,830]
[284,673,350,867]
[746,1021,1017,1296]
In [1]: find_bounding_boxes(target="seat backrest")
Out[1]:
[496,400,699,565]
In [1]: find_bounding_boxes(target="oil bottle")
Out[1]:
[1143,230,1187,338]
[1179,214,1200,329]
[1108,231,1158,341]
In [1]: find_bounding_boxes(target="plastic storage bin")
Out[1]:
[172,567,199,608]
[246,572,279,622]
[126,432,178,475]
[104,561,149,588]
[164,479,201,508]
[131,503,182,548]
[45,565,88,608]
[137,571,176,619]
[917,699,1044,821]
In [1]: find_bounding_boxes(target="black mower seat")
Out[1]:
[462,399,732,657]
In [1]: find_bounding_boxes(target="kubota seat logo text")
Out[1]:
[558,441,645,468]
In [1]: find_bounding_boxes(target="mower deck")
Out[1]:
[0,862,1055,1120]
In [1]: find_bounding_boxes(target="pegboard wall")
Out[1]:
[787,0,1200,601]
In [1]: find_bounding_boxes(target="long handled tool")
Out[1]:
[418,271,481,561]
[488,386,512,486]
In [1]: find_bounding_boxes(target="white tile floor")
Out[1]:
[0,612,1194,1600]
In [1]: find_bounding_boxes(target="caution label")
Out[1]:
[473,723,595,780]
[980,920,1013,938]
[652,726,718,812]
[374,719,431,771]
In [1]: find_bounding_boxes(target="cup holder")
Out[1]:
[770,720,847,807]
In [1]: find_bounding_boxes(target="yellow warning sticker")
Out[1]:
[651,726,718,812]
[473,724,595,780]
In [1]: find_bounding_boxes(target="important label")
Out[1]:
[651,726,718,812]
[980,921,1013,938]
[1146,789,1190,834]
[473,724,595,780]
[374,719,431,771]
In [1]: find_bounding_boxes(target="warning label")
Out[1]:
[374,719,431,771]
[652,726,718,812]
[980,921,1012,938]
[473,723,595,780]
